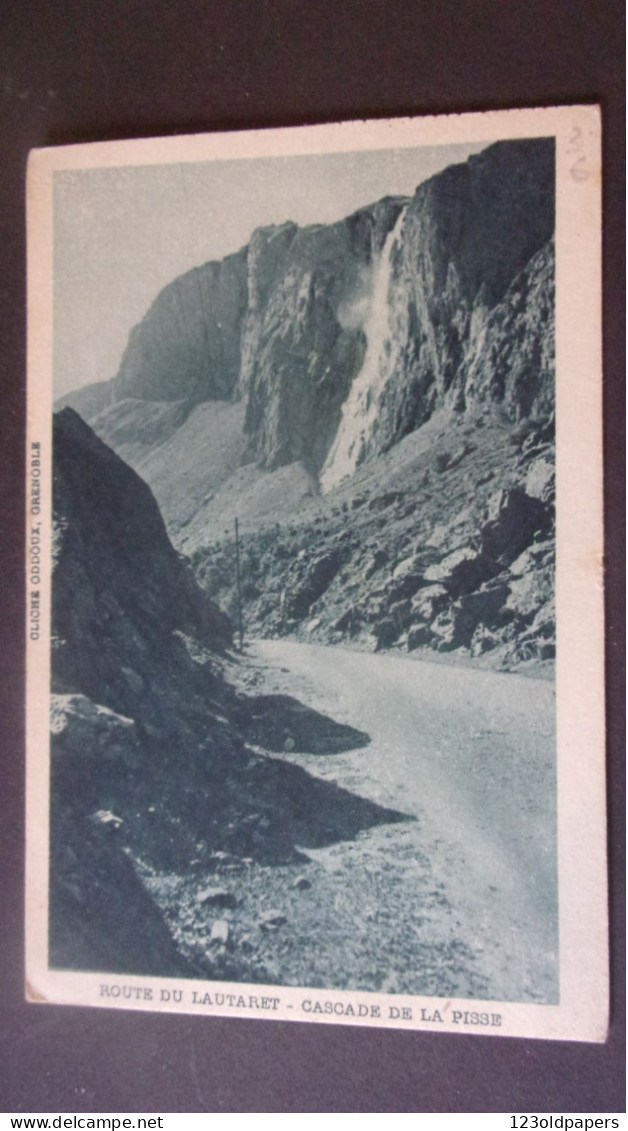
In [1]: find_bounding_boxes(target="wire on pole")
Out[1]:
[234,516,244,652]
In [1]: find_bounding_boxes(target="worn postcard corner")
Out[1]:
[25,104,607,1041]
[25,979,48,1004]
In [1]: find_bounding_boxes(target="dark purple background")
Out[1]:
[1,0,624,1113]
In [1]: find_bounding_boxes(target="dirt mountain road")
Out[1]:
[251,639,558,1003]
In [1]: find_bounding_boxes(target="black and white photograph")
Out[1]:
[25,107,607,1040]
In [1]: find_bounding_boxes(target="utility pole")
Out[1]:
[234,517,244,652]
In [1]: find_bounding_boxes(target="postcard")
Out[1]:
[25,105,607,1040]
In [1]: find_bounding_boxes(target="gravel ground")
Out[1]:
[141,639,557,1004]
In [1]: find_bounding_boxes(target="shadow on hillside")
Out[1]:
[242,754,410,850]
[237,693,371,754]
[233,692,409,852]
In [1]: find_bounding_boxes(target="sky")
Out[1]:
[53,139,488,397]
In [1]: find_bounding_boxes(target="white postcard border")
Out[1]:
[25,105,607,1042]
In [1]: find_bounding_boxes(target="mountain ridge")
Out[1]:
[56,137,556,672]
[59,138,554,482]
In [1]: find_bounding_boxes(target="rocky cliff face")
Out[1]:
[116,246,249,403]
[391,143,554,422]
[62,138,553,485]
[98,195,407,475]
[58,137,555,672]
[50,410,398,976]
[320,139,554,486]
[52,408,233,732]
[238,198,407,473]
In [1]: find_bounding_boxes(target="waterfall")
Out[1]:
[320,205,408,493]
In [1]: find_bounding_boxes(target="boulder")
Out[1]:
[333,607,362,635]
[424,547,497,597]
[283,549,344,618]
[430,611,461,651]
[456,581,512,632]
[510,616,556,662]
[506,563,553,623]
[407,625,433,651]
[432,584,513,651]
[50,694,140,768]
[509,539,554,578]
[388,599,413,631]
[197,887,237,910]
[89,810,124,830]
[372,617,400,650]
[470,625,503,657]
[49,807,190,978]
[387,572,426,603]
[429,593,507,651]
[259,909,288,931]
[426,524,448,548]
[210,920,230,946]
[506,599,555,663]
[369,491,404,511]
[364,548,389,578]
[292,875,312,891]
[392,555,419,580]
[411,585,449,622]
[364,594,388,620]
[480,486,552,565]
[525,457,555,503]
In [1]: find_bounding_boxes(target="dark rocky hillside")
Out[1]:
[52,408,232,731]
[192,408,555,673]
[50,411,403,978]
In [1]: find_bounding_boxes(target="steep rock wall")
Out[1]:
[322,139,555,483]
[52,407,232,732]
[239,198,406,473]
[392,137,554,417]
[59,139,555,490]
[115,246,249,403]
